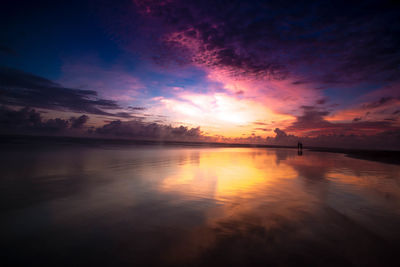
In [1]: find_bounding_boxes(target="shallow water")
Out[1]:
[1,144,400,266]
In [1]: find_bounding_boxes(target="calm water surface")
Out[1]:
[1,144,400,266]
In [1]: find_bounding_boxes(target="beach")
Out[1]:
[1,139,400,266]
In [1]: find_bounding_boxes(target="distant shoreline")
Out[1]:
[1,134,399,166]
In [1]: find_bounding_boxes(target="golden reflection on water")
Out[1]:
[160,148,298,201]
[2,146,400,266]
[153,149,400,265]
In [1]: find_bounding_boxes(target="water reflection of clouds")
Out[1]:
[154,148,400,265]
[159,148,299,202]
[2,146,400,266]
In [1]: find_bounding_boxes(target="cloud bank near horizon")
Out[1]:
[1,106,399,150]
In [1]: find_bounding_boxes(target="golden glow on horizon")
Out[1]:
[151,93,295,138]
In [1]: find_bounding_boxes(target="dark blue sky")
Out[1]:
[1,1,122,78]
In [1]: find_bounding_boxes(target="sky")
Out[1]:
[1,0,400,149]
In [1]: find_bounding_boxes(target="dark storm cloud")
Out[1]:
[0,67,132,117]
[0,106,89,133]
[95,120,203,140]
[136,0,400,84]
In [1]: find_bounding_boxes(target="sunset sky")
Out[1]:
[1,0,400,149]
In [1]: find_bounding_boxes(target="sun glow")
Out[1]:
[151,93,294,137]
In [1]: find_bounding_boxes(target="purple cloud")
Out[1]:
[0,107,89,134]
[94,120,203,141]
[134,0,400,85]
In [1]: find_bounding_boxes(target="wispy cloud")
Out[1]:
[59,60,145,104]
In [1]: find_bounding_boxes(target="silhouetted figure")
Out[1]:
[297,141,303,155]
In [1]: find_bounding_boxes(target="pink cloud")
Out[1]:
[328,83,400,125]
[163,27,324,117]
